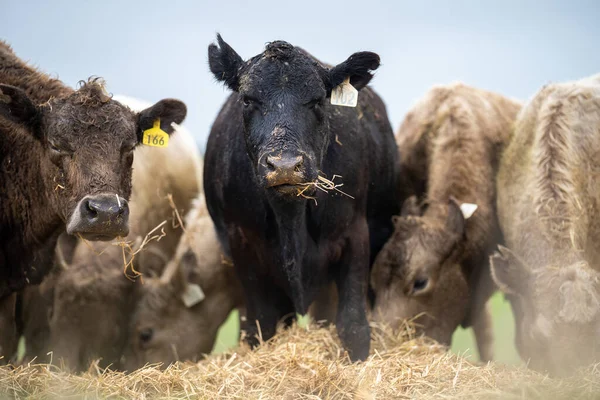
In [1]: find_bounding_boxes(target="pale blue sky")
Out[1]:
[3,1,599,151]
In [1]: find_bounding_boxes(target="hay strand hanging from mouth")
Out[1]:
[297,174,355,205]
[113,220,167,281]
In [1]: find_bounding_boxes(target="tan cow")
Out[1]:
[122,195,243,370]
[371,83,521,361]
[491,74,600,376]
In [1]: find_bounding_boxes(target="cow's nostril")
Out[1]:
[266,156,277,171]
[86,201,98,217]
[117,198,127,216]
[294,159,303,172]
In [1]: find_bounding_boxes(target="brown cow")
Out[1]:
[0,41,187,295]
[122,195,243,370]
[371,83,521,361]
[26,98,201,371]
[491,74,600,376]
[0,42,186,360]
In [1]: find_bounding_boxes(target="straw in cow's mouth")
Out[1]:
[296,174,355,205]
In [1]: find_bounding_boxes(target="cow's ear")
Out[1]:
[208,34,244,92]
[327,51,380,93]
[401,196,421,217]
[446,198,466,237]
[137,99,187,140]
[0,84,42,137]
[490,245,530,296]
[176,250,205,308]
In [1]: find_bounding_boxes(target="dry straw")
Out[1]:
[1,321,599,399]
[297,174,355,205]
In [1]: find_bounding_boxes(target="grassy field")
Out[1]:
[212,291,521,364]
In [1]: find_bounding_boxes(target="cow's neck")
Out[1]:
[271,200,310,313]
[0,43,73,104]
[1,132,63,252]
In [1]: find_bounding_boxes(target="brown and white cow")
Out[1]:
[371,83,521,361]
[491,74,600,376]
[122,195,243,370]
[0,41,186,362]
[19,97,201,370]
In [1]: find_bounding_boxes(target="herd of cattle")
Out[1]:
[0,35,599,378]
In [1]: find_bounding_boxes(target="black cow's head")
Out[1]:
[0,80,186,240]
[208,34,379,198]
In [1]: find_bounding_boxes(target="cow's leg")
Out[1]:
[229,233,294,349]
[0,293,18,364]
[473,302,494,362]
[241,282,294,348]
[468,257,496,362]
[335,219,371,362]
[308,282,337,324]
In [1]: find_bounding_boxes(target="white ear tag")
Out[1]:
[181,283,205,308]
[330,77,358,107]
[460,203,478,219]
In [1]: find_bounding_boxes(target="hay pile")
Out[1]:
[1,322,599,399]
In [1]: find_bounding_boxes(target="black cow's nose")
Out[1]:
[266,155,303,173]
[66,194,130,241]
[264,154,306,189]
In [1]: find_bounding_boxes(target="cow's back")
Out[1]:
[498,74,600,262]
[397,83,521,197]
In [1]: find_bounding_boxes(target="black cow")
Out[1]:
[204,35,399,361]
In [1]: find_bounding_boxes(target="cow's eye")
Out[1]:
[242,96,259,109]
[412,277,429,294]
[139,328,153,344]
[305,98,323,109]
[48,142,72,155]
[49,142,62,153]
[122,143,136,154]
[48,142,72,166]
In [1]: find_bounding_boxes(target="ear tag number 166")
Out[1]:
[143,119,169,148]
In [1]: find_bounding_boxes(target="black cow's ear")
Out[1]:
[137,99,187,140]
[208,34,244,92]
[327,51,380,93]
[0,84,42,137]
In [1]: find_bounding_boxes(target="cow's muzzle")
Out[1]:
[66,193,129,240]
[261,153,307,193]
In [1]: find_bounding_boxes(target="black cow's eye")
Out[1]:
[242,96,262,109]
[306,98,323,109]
[139,328,154,343]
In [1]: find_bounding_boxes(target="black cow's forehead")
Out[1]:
[240,49,326,98]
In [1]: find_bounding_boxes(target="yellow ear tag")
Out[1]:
[142,119,169,148]
[330,77,358,107]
